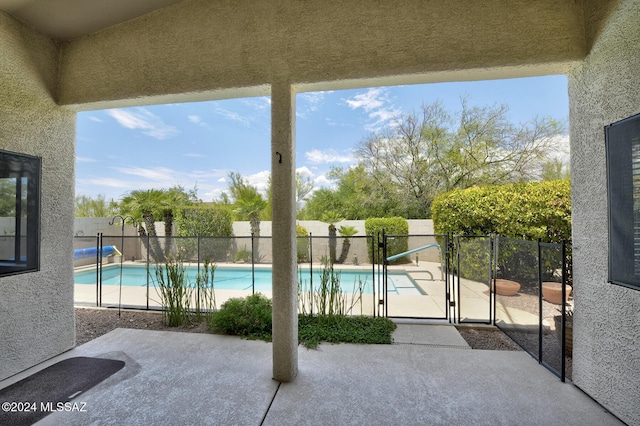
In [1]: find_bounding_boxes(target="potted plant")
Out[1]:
[554,307,573,356]
[491,278,521,296]
[542,281,573,304]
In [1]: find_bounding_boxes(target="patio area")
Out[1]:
[0,324,621,425]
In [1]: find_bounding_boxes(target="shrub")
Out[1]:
[209,293,272,340]
[365,217,409,264]
[154,257,192,327]
[432,179,571,282]
[296,224,310,263]
[431,179,571,242]
[175,205,234,261]
[298,315,397,349]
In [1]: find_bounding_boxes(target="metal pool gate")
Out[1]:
[376,232,453,321]
[377,232,571,381]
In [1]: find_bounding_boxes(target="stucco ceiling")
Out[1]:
[0,0,184,40]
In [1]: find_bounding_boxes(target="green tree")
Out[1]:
[0,179,17,216]
[225,172,267,237]
[74,194,118,217]
[300,165,397,219]
[336,225,358,264]
[119,186,194,261]
[224,172,267,264]
[321,211,343,264]
[354,98,564,218]
[541,158,570,181]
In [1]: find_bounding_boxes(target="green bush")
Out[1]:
[298,315,397,349]
[431,179,571,242]
[175,205,234,261]
[209,293,272,339]
[296,224,310,263]
[431,179,571,282]
[365,217,409,264]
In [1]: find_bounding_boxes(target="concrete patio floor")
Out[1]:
[1,325,622,425]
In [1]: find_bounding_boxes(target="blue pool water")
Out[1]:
[74,265,421,295]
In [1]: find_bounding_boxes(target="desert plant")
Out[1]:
[336,225,358,264]
[321,211,343,264]
[154,256,193,326]
[297,262,365,317]
[194,259,217,323]
[209,293,272,339]
[234,245,252,262]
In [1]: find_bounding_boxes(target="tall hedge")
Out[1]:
[431,179,571,243]
[175,205,234,261]
[431,179,571,282]
[365,217,409,264]
[296,224,310,263]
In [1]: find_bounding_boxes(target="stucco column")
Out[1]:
[270,81,298,382]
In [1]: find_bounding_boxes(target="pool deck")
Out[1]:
[1,324,622,425]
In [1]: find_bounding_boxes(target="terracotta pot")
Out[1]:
[542,282,572,305]
[492,279,521,296]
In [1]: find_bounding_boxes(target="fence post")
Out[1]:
[537,238,543,363]
[251,233,255,295]
[309,233,313,316]
[561,239,567,382]
[95,233,101,307]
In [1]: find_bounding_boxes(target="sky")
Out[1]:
[75,75,569,202]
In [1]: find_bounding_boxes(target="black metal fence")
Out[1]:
[492,236,571,381]
[73,231,571,380]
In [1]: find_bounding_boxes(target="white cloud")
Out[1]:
[188,115,202,124]
[365,107,403,132]
[345,88,386,112]
[88,116,103,123]
[305,149,353,164]
[214,106,251,127]
[242,97,271,111]
[107,108,178,140]
[246,170,271,193]
[76,156,96,163]
[86,177,134,188]
[313,175,333,187]
[115,166,179,182]
[217,177,227,183]
[344,87,402,132]
[296,166,314,177]
[184,153,205,158]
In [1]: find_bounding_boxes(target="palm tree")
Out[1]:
[120,189,167,261]
[321,211,343,264]
[120,186,195,261]
[159,185,194,254]
[336,225,358,264]
[226,173,267,263]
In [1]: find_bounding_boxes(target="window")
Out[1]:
[605,113,640,290]
[0,150,40,276]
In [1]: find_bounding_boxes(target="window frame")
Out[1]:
[0,149,41,277]
[605,112,640,291]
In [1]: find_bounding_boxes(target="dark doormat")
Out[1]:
[0,356,125,425]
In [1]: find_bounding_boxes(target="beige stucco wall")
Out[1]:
[0,12,76,380]
[568,1,640,424]
[1,0,636,414]
[57,0,587,109]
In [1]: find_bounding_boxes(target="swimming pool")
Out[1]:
[74,265,422,295]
